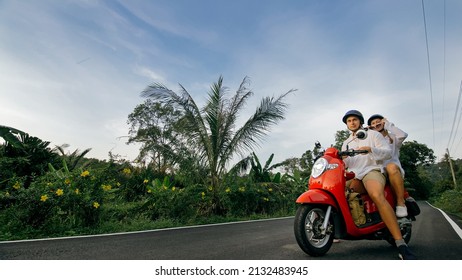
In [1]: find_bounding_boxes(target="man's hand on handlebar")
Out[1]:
[340,147,370,157]
[357,146,371,153]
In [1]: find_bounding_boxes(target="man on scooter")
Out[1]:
[341,109,416,260]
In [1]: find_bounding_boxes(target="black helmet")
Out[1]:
[342,110,364,124]
[367,114,384,126]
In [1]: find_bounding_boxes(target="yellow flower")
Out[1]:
[93,202,100,209]
[102,184,112,191]
[56,189,64,196]
[13,182,21,190]
[64,178,71,185]
[116,182,121,187]
[5,191,10,197]
[225,187,231,193]
[171,186,176,191]
[238,187,245,192]
[123,168,131,175]
[40,195,48,202]
[143,179,149,184]
[80,170,90,177]
[263,197,269,202]
[147,189,152,193]
[268,188,273,192]
[74,189,80,195]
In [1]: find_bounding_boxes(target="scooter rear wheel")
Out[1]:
[294,204,334,257]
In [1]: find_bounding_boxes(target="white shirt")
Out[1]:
[381,120,408,176]
[341,129,392,180]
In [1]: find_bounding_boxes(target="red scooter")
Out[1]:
[293,130,420,257]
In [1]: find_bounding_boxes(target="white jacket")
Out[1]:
[342,129,392,180]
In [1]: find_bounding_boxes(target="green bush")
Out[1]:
[219,181,299,217]
[433,189,462,215]
[0,168,111,238]
[142,179,199,221]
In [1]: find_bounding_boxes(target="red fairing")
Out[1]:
[324,147,339,158]
[309,155,346,194]
[296,189,337,208]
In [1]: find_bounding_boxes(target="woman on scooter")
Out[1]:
[367,114,409,218]
[341,110,416,260]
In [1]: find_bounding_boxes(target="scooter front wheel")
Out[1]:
[294,204,334,257]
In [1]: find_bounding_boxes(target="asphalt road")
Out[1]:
[0,201,461,260]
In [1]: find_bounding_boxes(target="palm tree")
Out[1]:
[141,76,295,212]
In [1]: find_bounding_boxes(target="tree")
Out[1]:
[140,76,295,212]
[334,129,350,150]
[400,141,435,167]
[127,99,186,174]
[427,157,456,196]
[399,140,435,199]
[279,157,300,175]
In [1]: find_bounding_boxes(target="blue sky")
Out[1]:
[1,0,462,166]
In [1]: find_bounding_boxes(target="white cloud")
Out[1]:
[133,65,166,83]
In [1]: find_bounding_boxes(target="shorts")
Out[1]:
[346,169,386,193]
[362,169,386,186]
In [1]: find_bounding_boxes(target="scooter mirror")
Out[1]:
[356,129,367,140]
[344,128,368,150]
[315,141,321,149]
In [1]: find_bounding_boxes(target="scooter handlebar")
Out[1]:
[338,149,369,157]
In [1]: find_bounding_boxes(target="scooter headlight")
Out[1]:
[311,158,339,178]
[311,158,328,178]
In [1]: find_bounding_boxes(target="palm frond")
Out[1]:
[227,154,252,175]
[0,125,26,149]
[230,88,296,157]
[141,81,211,163]
[217,77,254,172]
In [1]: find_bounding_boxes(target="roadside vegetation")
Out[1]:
[1,77,461,241]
